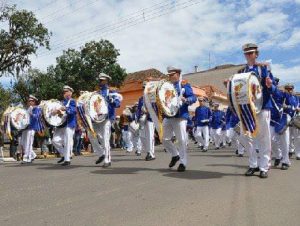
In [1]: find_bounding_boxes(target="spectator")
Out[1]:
[73,125,83,156]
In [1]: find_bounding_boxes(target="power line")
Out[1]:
[42,0,172,47]
[39,0,87,22]
[43,0,102,24]
[38,0,198,57]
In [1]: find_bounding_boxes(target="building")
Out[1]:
[183,64,245,93]
[117,68,208,115]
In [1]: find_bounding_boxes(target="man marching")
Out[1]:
[194,97,211,152]
[241,43,275,178]
[162,66,196,172]
[20,95,43,164]
[88,73,121,167]
[210,103,225,150]
[52,86,77,166]
[137,81,156,161]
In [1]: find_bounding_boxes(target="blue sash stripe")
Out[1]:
[77,105,89,129]
[242,105,255,132]
[241,104,256,133]
[228,81,237,115]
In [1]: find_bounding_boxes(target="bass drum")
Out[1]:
[228,72,263,114]
[41,99,67,127]
[227,72,263,136]
[8,106,30,130]
[77,92,108,123]
[145,80,179,117]
[275,113,291,134]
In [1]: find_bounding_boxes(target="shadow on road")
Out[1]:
[206,163,248,169]
[90,167,243,180]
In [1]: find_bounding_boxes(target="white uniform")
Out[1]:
[20,129,36,162]
[247,110,272,171]
[140,121,155,157]
[162,118,188,165]
[194,126,209,149]
[88,120,112,163]
[52,127,75,162]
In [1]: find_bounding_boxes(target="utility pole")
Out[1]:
[208,52,211,69]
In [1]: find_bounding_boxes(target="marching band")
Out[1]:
[1,43,300,179]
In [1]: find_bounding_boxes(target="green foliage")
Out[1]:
[54,39,127,96]
[11,39,126,101]
[0,84,12,116]
[0,5,51,76]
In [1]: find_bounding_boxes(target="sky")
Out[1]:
[1,0,300,90]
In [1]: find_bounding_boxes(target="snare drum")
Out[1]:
[292,112,300,129]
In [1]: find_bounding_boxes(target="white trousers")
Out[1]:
[132,131,142,153]
[247,110,272,172]
[123,130,133,152]
[212,128,222,148]
[226,128,234,143]
[271,126,290,165]
[140,121,155,157]
[20,129,36,162]
[162,118,188,166]
[231,129,246,155]
[52,127,75,162]
[290,127,300,158]
[194,126,209,148]
[88,120,112,163]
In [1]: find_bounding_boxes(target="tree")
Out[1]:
[0,5,51,76]
[12,68,62,102]
[11,39,127,101]
[0,84,12,116]
[54,40,127,96]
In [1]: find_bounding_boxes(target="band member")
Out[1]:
[279,84,300,160]
[20,95,43,163]
[210,103,225,150]
[52,86,77,166]
[137,82,156,161]
[194,97,211,152]
[241,43,275,178]
[121,106,134,153]
[131,103,142,155]
[162,66,196,172]
[88,73,121,167]
[294,95,300,160]
[271,82,297,170]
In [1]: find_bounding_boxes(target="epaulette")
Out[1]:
[256,62,270,67]
[110,87,118,91]
[238,65,246,73]
[181,79,188,85]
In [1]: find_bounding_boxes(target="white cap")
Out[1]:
[98,73,111,80]
[167,66,181,75]
[28,95,38,102]
[63,85,74,92]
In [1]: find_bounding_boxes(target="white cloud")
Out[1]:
[4,0,298,77]
[280,27,300,49]
[272,63,300,83]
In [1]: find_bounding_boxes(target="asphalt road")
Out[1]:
[1,144,300,226]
